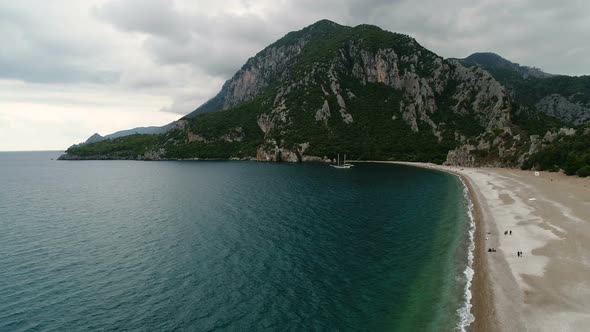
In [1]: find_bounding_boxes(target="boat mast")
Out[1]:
[337,153,340,166]
[344,154,346,164]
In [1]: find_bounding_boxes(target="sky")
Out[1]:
[1,0,589,151]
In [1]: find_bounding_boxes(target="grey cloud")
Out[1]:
[95,2,277,77]
[93,0,190,42]
[161,81,225,114]
[143,34,262,77]
[161,95,202,114]
[4,0,585,89]
[2,0,590,151]
[0,60,118,84]
[335,0,590,75]
[0,3,119,83]
[1,0,590,116]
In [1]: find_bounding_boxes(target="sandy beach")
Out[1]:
[386,162,590,331]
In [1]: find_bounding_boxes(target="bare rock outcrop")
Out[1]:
[445,145,476,167]
[188,131,207,143]
[536,94,590,125]
[315,100,331,125]
[221,127,245,142]
[257,114,274,136]
[223,40,307,110]
[144,148,166,161]
[343,44,511,139]
[450,63,511,131]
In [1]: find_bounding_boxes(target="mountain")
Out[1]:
[59,20,590,176]
[454,52,590,174]
[102,123,176,139]
[456,53,590,128]
[79,122,177,145]
[455,52,554,79]
[84,133,104,144]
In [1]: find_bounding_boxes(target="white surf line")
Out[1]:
[457,176,476,332]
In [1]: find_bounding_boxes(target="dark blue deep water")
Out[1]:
[0,152,472,331]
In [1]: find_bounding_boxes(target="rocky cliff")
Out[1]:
[60,20,589,173]
[535,94,590,125]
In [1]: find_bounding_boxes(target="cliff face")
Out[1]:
[61,20,587,169]
[241,24,514,164]
[61,21,516,164]
[223,40,307,110]
[448,53,590,168]
[535,94,590,125]
[184,21,334,118]
[456,52,590,129]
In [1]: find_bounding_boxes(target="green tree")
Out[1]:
[577,165,590,177]
[563,153,583,176]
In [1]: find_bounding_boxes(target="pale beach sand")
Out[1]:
[385,162,590,331]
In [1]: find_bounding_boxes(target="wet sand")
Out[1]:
[387,162,590,331]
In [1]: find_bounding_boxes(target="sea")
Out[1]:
[0,151,474,331]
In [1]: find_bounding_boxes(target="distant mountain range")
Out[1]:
[453,52,555,79]
[61,20,590,176]
[81,122,176,145]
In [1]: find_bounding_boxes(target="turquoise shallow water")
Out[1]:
[0,152,471,331]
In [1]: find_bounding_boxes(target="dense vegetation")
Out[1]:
[458,55,590,131]
[64,21,590,176]
[169,98,267,159]
[66,21,456,163]
[457,53,590,176]
[66,134,163,158]
[279,77,456,163]
[522,129,590,176]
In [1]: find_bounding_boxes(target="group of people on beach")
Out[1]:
[504,230,525,256]
[487,230,525,257]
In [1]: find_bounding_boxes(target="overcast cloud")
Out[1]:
[1,0,588,150]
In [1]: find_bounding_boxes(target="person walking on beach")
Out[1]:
[504,230,508,235]
[510,230,512,235]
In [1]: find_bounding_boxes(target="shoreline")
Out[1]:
[462,176,499,332]
[458,173,496,332]
[370,161,590,331]
[371,161,495,331]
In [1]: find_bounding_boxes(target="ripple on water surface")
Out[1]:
[0,153,472,331]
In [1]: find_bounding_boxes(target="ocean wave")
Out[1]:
[457,177,476,332]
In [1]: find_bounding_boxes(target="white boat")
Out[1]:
[330,154,353,169]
